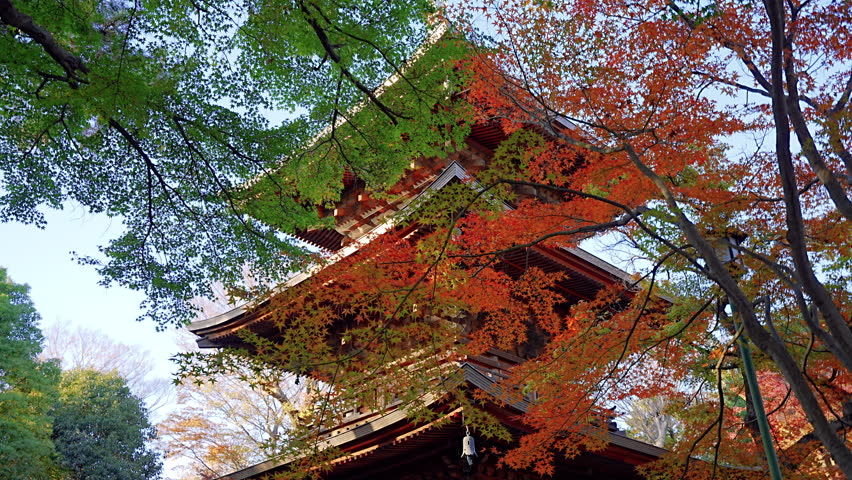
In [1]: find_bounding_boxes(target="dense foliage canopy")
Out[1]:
[0,0,468,326]
[184,0,852,478]
[443,0,852,476]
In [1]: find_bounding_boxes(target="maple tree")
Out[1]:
[441,0,851,477]
[0,0,467,326]
[181,0,852,478]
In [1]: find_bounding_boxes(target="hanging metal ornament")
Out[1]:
[461,425,477,468]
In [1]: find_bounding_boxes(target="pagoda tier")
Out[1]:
[218,363,664,480]
[189,154,633,355]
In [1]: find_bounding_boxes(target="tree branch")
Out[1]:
[0,0,89,80]
[298,0,406,125]
[691,70,770,98]
[784,61,852,220]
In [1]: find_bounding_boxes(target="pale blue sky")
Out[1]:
[0,204,181,378]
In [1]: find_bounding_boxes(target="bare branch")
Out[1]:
[691,70,770,98]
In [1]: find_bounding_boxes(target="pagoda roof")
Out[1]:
[216,363,665,480]
[188,159,634,350]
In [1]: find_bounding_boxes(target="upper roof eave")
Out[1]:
[565,246,633,284]
[188,161,478,338]
[189,160,636,342]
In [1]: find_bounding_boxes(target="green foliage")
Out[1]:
[0,270,162,479]
[52,369,162,480]
[0,0,469,326]
[0,267,62,480]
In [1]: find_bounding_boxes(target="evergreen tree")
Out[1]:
[0,267,61,480]
[53,369,162,480]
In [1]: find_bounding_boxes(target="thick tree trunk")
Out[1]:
[749,1,852,474]
[0,0,88,77]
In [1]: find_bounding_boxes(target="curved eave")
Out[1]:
[566,246,633,285]
[189,305,263,349]
[214,363,665,480]
[189,160,635,349]
[188,269,314,347]
[188,161,483,348]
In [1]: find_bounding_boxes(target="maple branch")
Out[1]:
[468,59,627,155]
[317,9,436,101]
[619,132,852,471]
[286,229,452,374]
[188,448,220,478]
[33,69,85,91]
[680,321,741,480]
[753,176,820,203]
[500,179,701,268]
[501,265,667,462]
[759,1,852,372]
[783,60,852,221]
[502,252,711,460]
[517,252,688,395]
[0,0,89,80]
[826,129,852,182]
[299,0,406,125]
[595,267,666,397]
[718,239,852,374]
[619,136,840,379]
[620,142,725,275]
[170,116,267,240]
[18,110,64,166]
[798,299,852,370]
[177,115,298,214]
[822,71,852,179]
[783,75,852,180]
[781,391,852,470]
[108,119,171,199]
[308,361,340,455]
[830,70,852,116]
[756,1,852,472]
[667,1,772,93]
[484,2,564,133]
[108,117,222,258]
[449,211,645,260]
